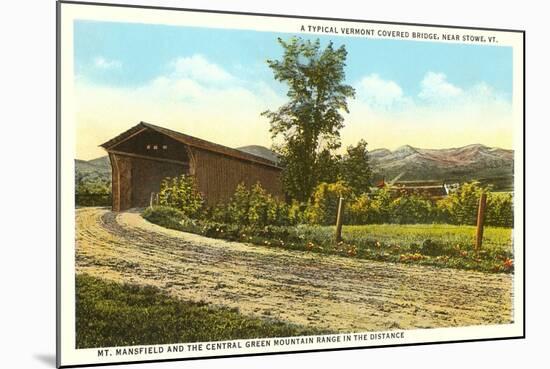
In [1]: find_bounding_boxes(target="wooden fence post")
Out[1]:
[475,193,487,251]
[335,197,345,243]
[149,192,155,209]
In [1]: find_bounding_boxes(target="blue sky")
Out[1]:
[74,20,514,160]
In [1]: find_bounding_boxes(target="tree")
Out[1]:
[262,37,355,202]
[341,139,372,195]
[316,149,341,184]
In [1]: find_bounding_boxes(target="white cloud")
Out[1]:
[418,72,463,103]
[93,56,122,70]
[169,55,234,84]
[355,74,411,110]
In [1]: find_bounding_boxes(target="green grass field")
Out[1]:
[76,274,325,349]
[320,223,512,253]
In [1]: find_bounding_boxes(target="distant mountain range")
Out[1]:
[368,144,513,182]
[75,143,513,185]
[238,143,513,182]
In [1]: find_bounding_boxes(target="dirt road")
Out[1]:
[76,207,513,332]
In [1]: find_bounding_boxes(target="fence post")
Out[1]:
[335,197,345,243]
[149,192,155,209]
[475,193,487,251]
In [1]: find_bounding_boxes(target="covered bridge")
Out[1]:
[101,122,283,211]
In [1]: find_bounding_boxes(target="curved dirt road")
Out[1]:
[76,207,513,332]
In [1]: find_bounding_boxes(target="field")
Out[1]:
[314,224,513,272]
[315,223,511,255]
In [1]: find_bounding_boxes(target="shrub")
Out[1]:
[248,183,274,227]
[420,239,446,256]
[486,192,514,227]
[348,193,370,224]
[367,187,393,223]
[158,175,204,219]
[389,193,433,224]
[208,203,230,224]
[305,181,353,225]
[288,201,306,225]
[142,206,188,231]
[219,182,295,227]
[227,183,251,225]
[436,181,487,225]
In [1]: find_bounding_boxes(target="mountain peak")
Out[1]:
[393,145,419,158]
[237,145,279,163]
[461,143,489,150]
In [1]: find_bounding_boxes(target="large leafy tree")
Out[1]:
[341,139,372,195]
[316,149,342,184]
[263,37,355,202]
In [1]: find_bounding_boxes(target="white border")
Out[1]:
[58,2,524,367]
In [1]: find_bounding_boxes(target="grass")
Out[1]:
[142,207,514,274]
[322,223,511,254]
[76,274,325,349]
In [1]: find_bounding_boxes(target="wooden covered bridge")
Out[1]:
[101,122,283,211]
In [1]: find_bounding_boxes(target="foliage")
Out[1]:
[75,173,111,195]
[76,274,325,348]
[305,181,353,225]
[212,182,293,227]
[288,200,307,225]
[142,206,189,231]
[486,192,514,227]
[389,193,433,224]
[204,179,512,229]
[158,175,204,219]
[226,183,251,225]
[262,37,356,202]
[340,139,372,195]
[347,193,371,224]
[353,187,393,224]
[315,149,342,184]
[436,181,487,225]
[329,182,510,227]
[75,171,112,206]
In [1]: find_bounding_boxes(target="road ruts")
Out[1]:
[75,207,514,332]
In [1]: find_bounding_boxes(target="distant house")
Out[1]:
[373,178,452,200]
[393,181,448,200]
[101,122,283,211]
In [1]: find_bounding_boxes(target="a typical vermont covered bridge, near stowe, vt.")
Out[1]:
[101,122,283,211]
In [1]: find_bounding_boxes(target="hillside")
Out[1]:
[75,156,111,176]
[369,144,514,182]
[237,145,280,163]
[75,157,111,195]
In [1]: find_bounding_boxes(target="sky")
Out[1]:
[74,20,514,160]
